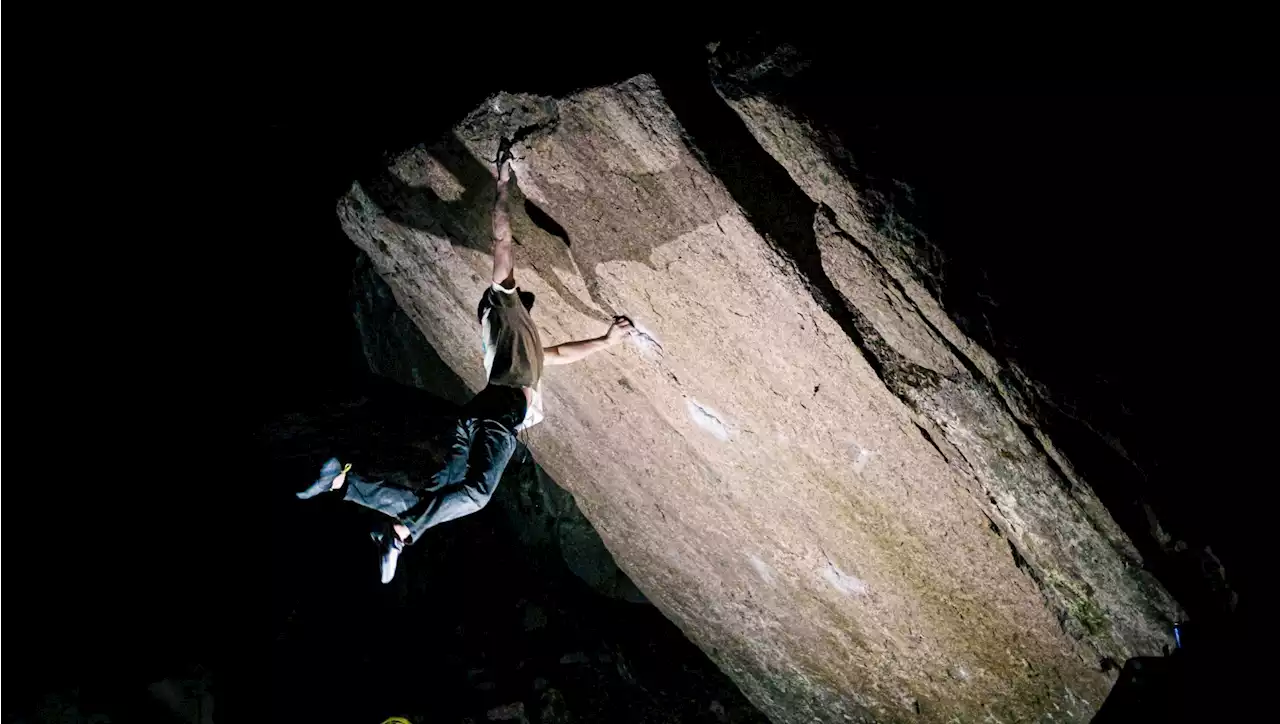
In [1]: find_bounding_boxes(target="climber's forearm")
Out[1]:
[492,236,514,286]
[543,336,618,366]
[492,173,514,286]
[545,317,633,366]
[493,180,511,242]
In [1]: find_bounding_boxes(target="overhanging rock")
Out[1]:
[338,73,1177,723]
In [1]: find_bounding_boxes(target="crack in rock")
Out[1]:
[686,398,732,441]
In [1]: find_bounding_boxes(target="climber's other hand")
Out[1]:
[605,316,635,344]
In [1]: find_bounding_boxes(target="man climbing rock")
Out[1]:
[297,141,635,583]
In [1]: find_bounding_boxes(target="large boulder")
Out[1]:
[338,73,1177,722]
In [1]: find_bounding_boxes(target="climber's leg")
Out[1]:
[396,416,520,543]
[420,415,478,494]
[341,417,478,517]
[491,142,515,288]
[339,472,420,518]
[296,457,349,499]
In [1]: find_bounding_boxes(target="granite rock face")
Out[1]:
[706,45,1181,659]
[338,70,1178,722]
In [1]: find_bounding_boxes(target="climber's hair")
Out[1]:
[476,289,536,324]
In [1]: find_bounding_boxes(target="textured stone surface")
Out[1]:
[338,73,1178,722]
[708,47,1180,660]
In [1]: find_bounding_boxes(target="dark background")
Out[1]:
[6,29,1274,721]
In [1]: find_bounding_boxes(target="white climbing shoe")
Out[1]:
[371,526,405,584]
[379,534,404,584]
[297,458,350,499]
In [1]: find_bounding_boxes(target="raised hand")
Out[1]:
[496,137,515,184]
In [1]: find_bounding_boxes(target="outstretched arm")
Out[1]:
[544,316,635,366]
[491,155,515,288]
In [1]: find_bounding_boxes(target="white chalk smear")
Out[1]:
[626,319,665,361]
[747,554,775,585]
[686,398,732,441]
[821,561,868,596]
[853,448,875,475]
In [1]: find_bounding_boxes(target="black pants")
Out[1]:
[341,386,526,542]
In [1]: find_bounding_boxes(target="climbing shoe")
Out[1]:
[375,528,405,584]
[296,458,350,499]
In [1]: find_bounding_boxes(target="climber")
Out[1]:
[297,140,636,583]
